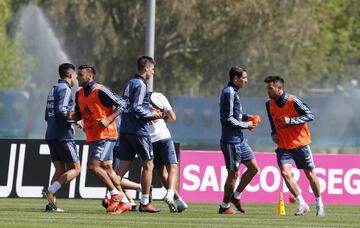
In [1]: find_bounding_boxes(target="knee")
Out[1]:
[281,170,292,180]
[87,163,97,173]
[142,160,154,171]
[249,166,259,176]
[227,171,238,183]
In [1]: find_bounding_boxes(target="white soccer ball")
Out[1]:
[150,92,168,111]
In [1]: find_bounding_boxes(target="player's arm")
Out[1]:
[56,87,72,117]
[222,90,250,130]
[265,101,278,144]
[131,83,161,120]
[67,91,82,122]
[158,94,176,122]
[289,97,314,125]
[98,87,124,128]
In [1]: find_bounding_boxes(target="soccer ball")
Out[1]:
[289,195,296,203]
[150,92,167,111]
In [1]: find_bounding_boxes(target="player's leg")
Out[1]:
[43,140,74,210]
[55,141,81,186]
[120,178,141,191]
[88,140,124,213]
[136,136,160,212]
[232,141,259,213]
[153,139,178,212]
[279,147,309,216]
[219,142,240,214]
[295,145,325,216]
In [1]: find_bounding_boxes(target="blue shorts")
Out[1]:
[46,140,79,163]
[220,140,255,171]
[117,133,153,161]
[89,139,116,162]
[153,138,178,169]
[276,145,315,169]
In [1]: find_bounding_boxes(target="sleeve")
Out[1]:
[222,90,249,129]
[265,101,277,135]
[131,82,156,119]
[290,97,314,125]
[56,87,72,117]
[74,91,82,119]
[98,87,127,112]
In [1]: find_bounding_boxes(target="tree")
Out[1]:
[0,0,30,89]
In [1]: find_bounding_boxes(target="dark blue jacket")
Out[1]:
[219,82,250,143]
[45,79,74,141]
[120,75,156,136]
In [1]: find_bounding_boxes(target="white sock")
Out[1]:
[48,181,61,193]
[234,191,242,200]
[109,188,120,195]
[141,194,150,205]
[315,196,324,208]
[166,190,175,200]
[220,202,230,208]
[296,194,307,206]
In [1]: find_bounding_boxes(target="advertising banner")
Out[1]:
[0,139,169,199]
[179,150,360,205]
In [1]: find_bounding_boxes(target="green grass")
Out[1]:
[0,198,359,228]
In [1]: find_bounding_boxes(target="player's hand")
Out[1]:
[67,111,75,120]
[280,116,291,125]
[248,115,261,124]
[248,121,257,131]
[98,118,110,128]
[271,134,279,144]
[153,109,163,119]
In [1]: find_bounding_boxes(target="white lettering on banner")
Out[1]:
[183,165,200,191]
[260,166,281,192]
[182,164,360,195]
[200,166,219,191]
[328,169,343,194]
[16,144,43,197]
[0,144,16,197]
[79,145,106,198]
[344,169,360,195]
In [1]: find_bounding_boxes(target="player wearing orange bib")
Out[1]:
[264,75,325,217]
[68,65,130,214]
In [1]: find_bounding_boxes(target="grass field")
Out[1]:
[0,198,359,228]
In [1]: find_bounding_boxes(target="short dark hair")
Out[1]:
[229,66,246,81]
[58,63,75,79]
[78,64,96,76]
[264,75,284,85]
[137,56,155,71]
